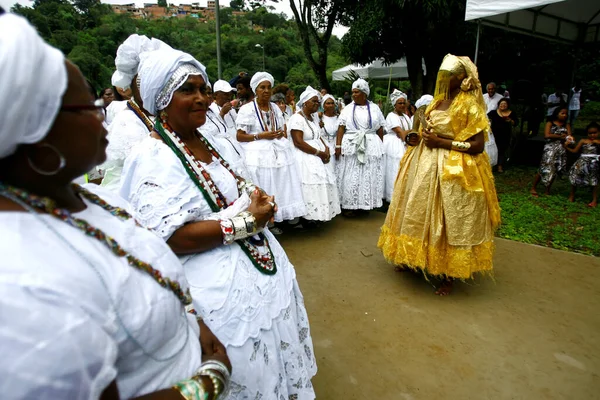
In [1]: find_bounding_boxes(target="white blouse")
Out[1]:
[0,185,201,399]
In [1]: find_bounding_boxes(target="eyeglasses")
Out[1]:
[61,98,105,113]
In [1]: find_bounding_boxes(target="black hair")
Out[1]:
[99,87,114,97]
[498,97,511,108]
[550,105,568,121]
[237,75,251,89]
[586,121,600,132]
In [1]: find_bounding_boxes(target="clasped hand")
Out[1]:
[259,130,285,140]
[422,128,442,149]
[318,148,331,164]
[247,189,277,226]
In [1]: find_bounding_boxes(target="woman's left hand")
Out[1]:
[422,128,441,149]
[198,319,229,359]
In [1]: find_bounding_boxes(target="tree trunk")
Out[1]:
[405,49,424,99]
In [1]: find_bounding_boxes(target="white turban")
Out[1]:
[138,48,209,115]
[389,89,407,106]
[415,94,434,109]
[352,78,370,96]
[111,34,169,89]
[296,85,320,109]
[250,72,274,94]
[0,14,67,159]
[321,94,335,107]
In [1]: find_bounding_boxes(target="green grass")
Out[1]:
[495,166,600,256]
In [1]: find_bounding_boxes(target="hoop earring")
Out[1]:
[27,144,66,176]
[160,110,168,123]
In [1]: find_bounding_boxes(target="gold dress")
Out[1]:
[378,94,501,279]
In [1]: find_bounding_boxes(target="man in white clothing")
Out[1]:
[483,82,503,113]
[212,79,238,131]
[546,88,568,117]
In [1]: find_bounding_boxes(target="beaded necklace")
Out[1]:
[0,182,193,306]
[299,111,318,140]
[127,99,154,131]
[154,121,277,275]
[321,114,338,139]
[352,101,372,130]
[253,100,278,132]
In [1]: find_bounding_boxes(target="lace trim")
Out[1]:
[378,226,495,280]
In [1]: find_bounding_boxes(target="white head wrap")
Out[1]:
[111,34,168,89]
[296,85,320,109]
[111,34,169,89]
[250,72,274,94]
[389,89,407,106]
[415,94,434,109]
[352,78,370,96]
[0,14,67,159]
[321,94,335,107]
[138,48,209,115]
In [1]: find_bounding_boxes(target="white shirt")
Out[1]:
[0,185,201,399]
[547,93,568,116]
[569,88,581,111]
[210,102,237,132]
[483,92,503,113]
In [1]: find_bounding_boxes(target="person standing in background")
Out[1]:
[483,82,503,113]
[235,75,254,109]
[568,83,583,128]
[546,87,568,118]
[212,79,238,132]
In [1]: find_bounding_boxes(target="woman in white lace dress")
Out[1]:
[119,48,317,399]
[334,78,386,215]
[320,94,339,164]
[236,72,307,223]
[100,34,167,190]
[383,89,411,202]
[0,15,232,400]
[289,86,341,222]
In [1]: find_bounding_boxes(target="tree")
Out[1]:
[158,0,167,7]
[341,0,473,97]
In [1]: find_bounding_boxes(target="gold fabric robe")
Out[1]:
[378,95,501,279]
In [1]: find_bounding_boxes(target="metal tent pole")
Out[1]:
[474,19,481,65]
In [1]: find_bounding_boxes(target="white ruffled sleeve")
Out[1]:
[337,104,352,127]
[235,103,258,134]
[386,112,401,130]
[287,114,305,132]
[0,284,118,400]
[372,102,387,130]
[119,138,213,240]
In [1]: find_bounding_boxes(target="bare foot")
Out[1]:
[568,195,575,202]
[435,280,453,296]
[530,189,539,198]
[588,201,597,208]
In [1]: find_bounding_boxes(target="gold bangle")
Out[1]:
[451,140,471,151]
[173,379,208,400]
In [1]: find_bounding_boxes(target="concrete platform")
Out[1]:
[278,212,600,400]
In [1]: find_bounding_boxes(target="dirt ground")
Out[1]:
[278,212,600,400]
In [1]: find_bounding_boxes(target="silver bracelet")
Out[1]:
[231,215,248,240]
[199,360,231,381]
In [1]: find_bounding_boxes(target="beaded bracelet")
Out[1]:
[197,369,226,398]
[172,378,209,400]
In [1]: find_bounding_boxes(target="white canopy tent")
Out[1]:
[331,58,426,81]
[465,0,600,45]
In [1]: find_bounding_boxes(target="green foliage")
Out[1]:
[495,166,600,256]
[12,2,349,96]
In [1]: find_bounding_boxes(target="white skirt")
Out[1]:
[485,132,498,167]
[337,134,384,210]
[382,133,407,202]
[242,138,307,222]
[185,232,317,400]
[294,139,341,221]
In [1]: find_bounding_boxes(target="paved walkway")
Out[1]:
[278,212,600,400]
